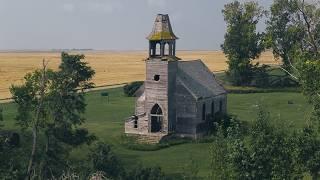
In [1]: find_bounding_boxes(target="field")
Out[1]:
[0,87,312,178]
[0,50,277,99]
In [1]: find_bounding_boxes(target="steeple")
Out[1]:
[147,14,178,58]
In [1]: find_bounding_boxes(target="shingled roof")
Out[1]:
[177,60,227,99]
[147,14,178,41]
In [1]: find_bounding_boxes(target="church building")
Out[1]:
[125,14,227,142]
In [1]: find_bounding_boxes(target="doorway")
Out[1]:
[150,104,163,133]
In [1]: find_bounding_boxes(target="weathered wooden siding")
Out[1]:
[167,61,178,132]
[125,57,228,140]
[145,59,169,134]
[135,93,145,115]
[175,79,197,135]
[195,95,227,121]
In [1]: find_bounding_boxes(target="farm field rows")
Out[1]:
[0,50,277,99]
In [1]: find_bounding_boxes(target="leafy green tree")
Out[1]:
[209,129,233,180]
[297,126,320,180]
[266,2,320,178]
[266,0,304,70]
[10,62,49,179]
[221,1,266,85]
[10,53,96,179]
[228,108,303,179]
[0,106,3,123]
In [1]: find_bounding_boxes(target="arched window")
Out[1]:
[156,43,161,55]
[202,103,206,120]
[211,101,215,117]
[150,104,163,132]
[164,43,169,55]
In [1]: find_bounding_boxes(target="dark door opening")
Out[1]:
[150,104,163,133]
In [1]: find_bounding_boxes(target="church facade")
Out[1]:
[125,14,227,141]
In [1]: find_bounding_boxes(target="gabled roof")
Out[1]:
[133,83,145,97]
[147,14,178,41]
[177,60,227,99]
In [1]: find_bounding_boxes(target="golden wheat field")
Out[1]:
[0,51,278,99]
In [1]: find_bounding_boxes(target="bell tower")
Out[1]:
[144,14,178,134]
[147,14,178,58]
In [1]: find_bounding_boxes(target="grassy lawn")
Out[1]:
[0,87,312,178]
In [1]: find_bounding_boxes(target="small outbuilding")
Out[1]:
[125,14,227,142]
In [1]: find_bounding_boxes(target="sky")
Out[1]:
[0,0,273,51]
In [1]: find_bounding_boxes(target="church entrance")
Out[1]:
[150,104,163,133]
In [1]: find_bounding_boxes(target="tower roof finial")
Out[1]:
[147,14,178,41]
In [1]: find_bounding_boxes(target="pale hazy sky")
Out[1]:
[0,0,273,50]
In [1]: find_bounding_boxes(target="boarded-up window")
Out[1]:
[133,116,138,128]
[134,119,138,128]
[202,103,206,120]
[211,101,215,117]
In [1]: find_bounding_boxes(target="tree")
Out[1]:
[10,60,49,179]
[267,3,320,177]
[222,1,266,86]
[266,0,304,70]
[0,106,3,123]
[297,126,320,180]
[10,53,96,179]
[228,108,303,179]
[209,130,233,180]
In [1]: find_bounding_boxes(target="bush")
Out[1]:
[100,92,109,97]
[88,142,123,178]
[251,64,270,87]
[226,85,300,94]
[123,81,143,97]
[196,113,247,138]
[123,165,167,180]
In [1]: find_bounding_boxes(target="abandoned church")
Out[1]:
[125,14,227,142]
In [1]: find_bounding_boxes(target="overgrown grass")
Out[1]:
[0,87,312,178]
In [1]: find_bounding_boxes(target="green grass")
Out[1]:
[0,87,313,178]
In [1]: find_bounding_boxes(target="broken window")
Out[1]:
[154,74,160,81]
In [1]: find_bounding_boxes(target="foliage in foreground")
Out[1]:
[9,52,96,179]
[210,107,320,180]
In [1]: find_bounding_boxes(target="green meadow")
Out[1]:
[0,87,312,178]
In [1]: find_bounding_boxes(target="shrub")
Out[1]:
[123,81,143,97]
[100,92,109,97]
[251,64,270,87]
[196,113,246,138]
[88,142,123,178]
[124,165,167,180]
